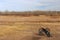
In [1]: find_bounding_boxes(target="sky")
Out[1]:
[0,0,60,11]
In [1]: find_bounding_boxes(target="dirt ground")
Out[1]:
[0,15,60,40]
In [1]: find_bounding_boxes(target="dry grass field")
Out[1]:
[0,15,60,40]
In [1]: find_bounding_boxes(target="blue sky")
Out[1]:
[0,0,60,11]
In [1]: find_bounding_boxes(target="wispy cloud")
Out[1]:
[0,0,60,11]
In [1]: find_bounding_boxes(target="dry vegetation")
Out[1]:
[0,11,60,40]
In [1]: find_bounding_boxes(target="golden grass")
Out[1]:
[0,15,60,40]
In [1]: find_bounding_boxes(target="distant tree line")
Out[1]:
[0,11,60,16]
